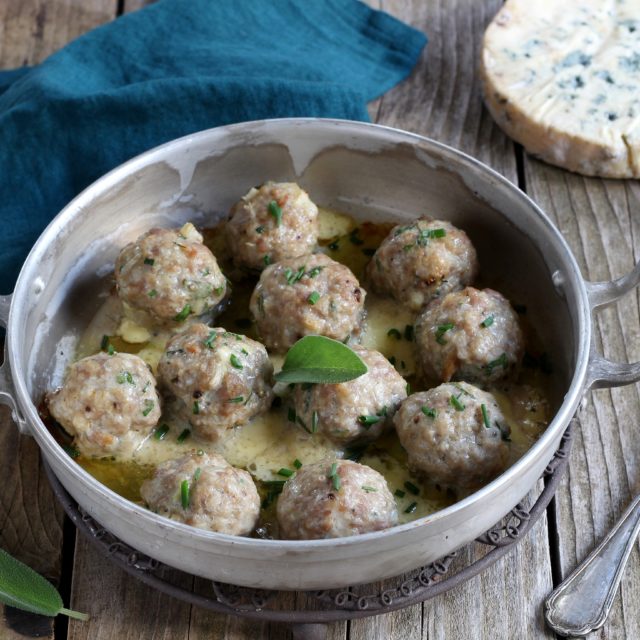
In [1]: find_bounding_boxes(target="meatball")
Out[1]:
[277,460,397,539]
[366,218,478,312]
[249,253,365,352]
[226,182,319,271]
[157,324,273,440]
[47,352,160,457]
[115,222,227,325]
[393,383,510,489]
[140,452,260,535]
[292,346,407,445]
[415,287,524,384]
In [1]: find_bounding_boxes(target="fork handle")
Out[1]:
[544,493,640,636]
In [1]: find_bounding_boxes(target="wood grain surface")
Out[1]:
[1,0,638,638]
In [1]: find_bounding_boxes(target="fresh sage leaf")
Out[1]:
[274,335,368,384]
[0,548,88,620]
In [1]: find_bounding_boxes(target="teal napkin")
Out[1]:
[0,0,426,293]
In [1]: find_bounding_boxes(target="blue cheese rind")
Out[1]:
[480,0,640,178]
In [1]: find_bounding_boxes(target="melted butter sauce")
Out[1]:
[59,208,552,535]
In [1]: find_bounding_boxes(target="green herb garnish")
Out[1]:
[404,481,420,495]
[435,323,454,345]
[293,459,303,469]
[358,415,381,427]
[177,429,190,443]
[480,316,494,328]
[62,444,80,459]
[174,304,191,322]
[227,396,244,403]
[143,257,155,266]
[142,400,155,417]
[255,225,264,234]
[274,336,368,384]
[116,371,134,385]
[263,254,272,266]
[192,401,200,415]
[404,501,418,514]
[449,395,465,411]
[148,289,158,298]
[154,424,170,440]
[362,485,377,492]
[307,291,320,305]
[485,352,508,374]
[230,354,243,369]
[421,406,437,419]
[327,462,341,491]
[481,404,490,429]
[394,489,406,498]
[268,200,283,226]
[277,468,294,477]
[193,467,202,482]
[180,479,190,509]
[387,328,402,340]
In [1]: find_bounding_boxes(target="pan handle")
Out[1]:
[584,262,640,390]
[0,294,29,434]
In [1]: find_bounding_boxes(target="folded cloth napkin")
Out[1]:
[0,0,426,293]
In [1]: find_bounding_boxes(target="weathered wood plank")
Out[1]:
[525,158,640,639]
[0,2,116,639]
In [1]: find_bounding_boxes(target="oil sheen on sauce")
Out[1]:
[60,208,552,537]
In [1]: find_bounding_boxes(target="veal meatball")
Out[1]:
[157,324,273,441]
[47,352,160,457]
[226,182,319,271]
[292,346,407,445]
[277,460,397,539]
[115,222,227,325]
[249,253,365,352]
[140,452,260,535]
[366,218,478,312]
[394,383,510,489]
[415,287,524,384]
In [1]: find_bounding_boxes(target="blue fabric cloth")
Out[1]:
[0,0,426,293]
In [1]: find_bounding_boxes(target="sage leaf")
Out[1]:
[0,548,88,620]
[274,335,368,384]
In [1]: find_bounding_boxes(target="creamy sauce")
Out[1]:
[51,208,552,536]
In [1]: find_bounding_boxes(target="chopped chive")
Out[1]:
[394,489,406,498]
[144,257,155,266]
[449,394,465,411]
[307,291,320,305]
[227,396,244,403]
[177,429,190,443]
[344,444,367,462]
[387,328,402,340]
[406,382,411,395]
[100,334,109,350]
[332,474,341,491]
[388,355,397,366]
[311,410,319,433]
[435,322,454,345]
[63,444,80,459]
[481,404,491,429]
[404,501,418,514]
[174,304,191,322]
[404,325,414,341]
[358,415,381,427]
[485,352,508,374]
[263,254,272,266]
[214,285,225,296]
[180,479,190,509]
[362,485,378,492]
[148,289,158,298]
[116,371,135,385]
[403,244,414,252]
[230,354,243,369]
[241,348,249,356]
[192,401,200,415]
[204,331,218,348]
[428,228,446,238]
[154,424,170,440]
[293,458,302,469]
[107,344,115,356]
[193,467,202,482]
[480,315,494,328]
[404,481,420,495]
[328,462,338,477]
[277,468,294,477]
[255,225,264,234]
[421,406,437,419]
[268,200,283,226]
[142,400,155,417]
[307,266,324,278]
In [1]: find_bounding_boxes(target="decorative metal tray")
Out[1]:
[45,424,572,636]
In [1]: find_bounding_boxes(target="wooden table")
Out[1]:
[2,1,639,638]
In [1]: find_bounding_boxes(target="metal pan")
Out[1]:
[1,119,639,590]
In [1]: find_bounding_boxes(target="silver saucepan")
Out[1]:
[1,119,639,590]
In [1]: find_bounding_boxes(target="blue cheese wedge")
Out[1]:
[481,0,640,178]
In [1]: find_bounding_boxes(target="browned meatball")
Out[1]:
[140,452,260,535]
[366,218,478,312]
[393,383,510,489]
[115,222,227,325]
[292,346,407,445]
[249,253,366,353]
[157,324,274,441]
[226,182,319,271]
[47,352,161,457]
[276,460,397,539]
[415,287,524,384]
